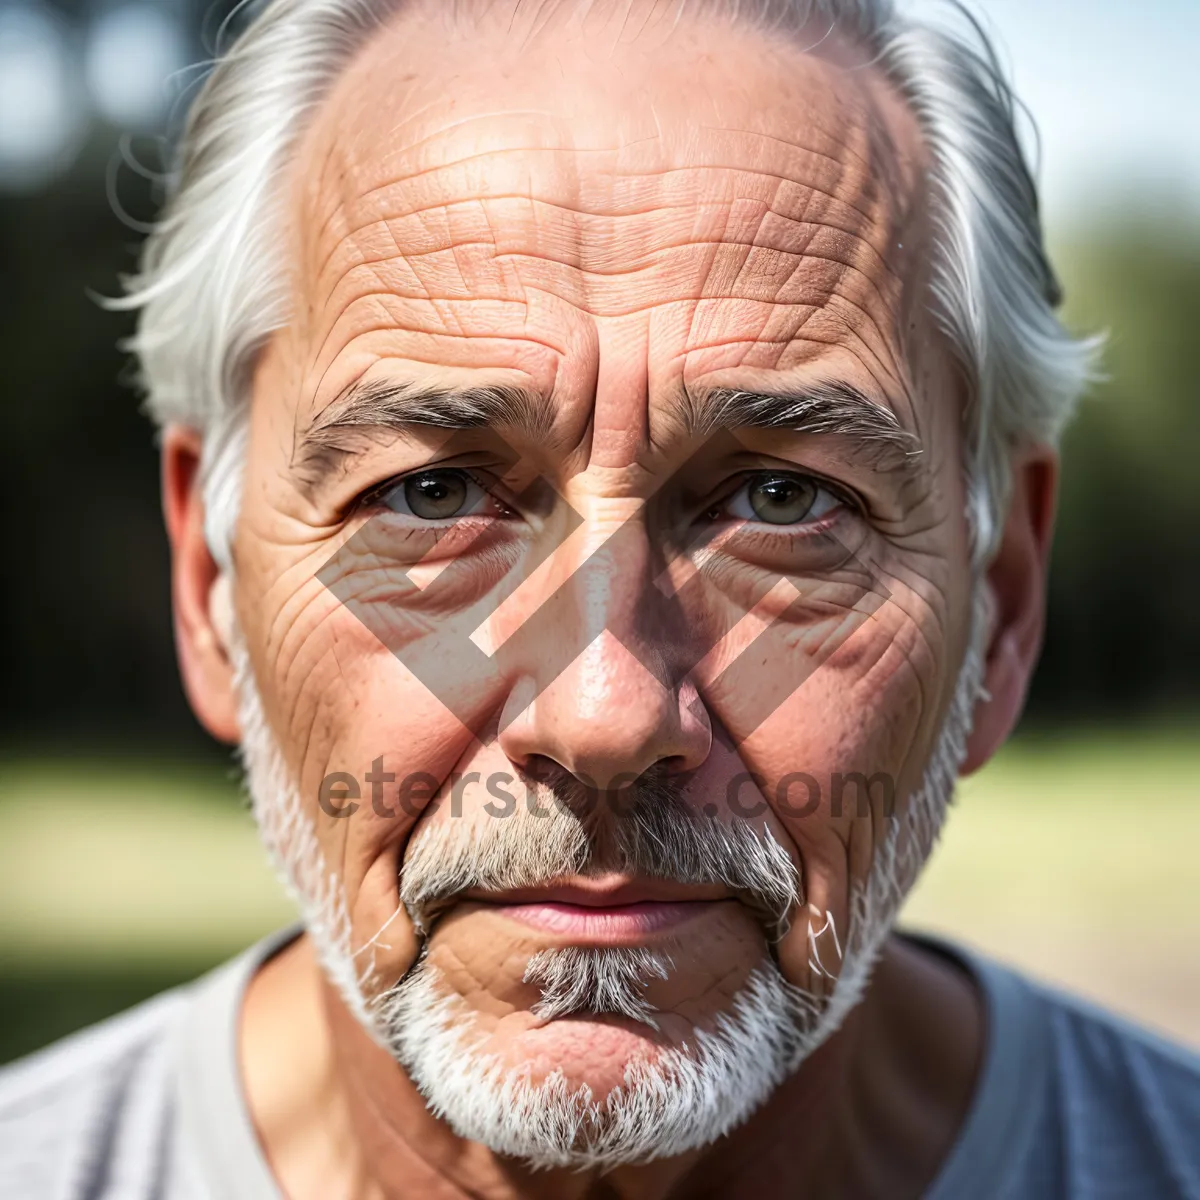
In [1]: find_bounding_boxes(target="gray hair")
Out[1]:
[116,0,1098,568]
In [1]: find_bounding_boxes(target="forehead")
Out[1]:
[284,6,930,432]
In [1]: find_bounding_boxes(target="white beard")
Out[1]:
[377,951,821,1170]
[230,586,989,1169]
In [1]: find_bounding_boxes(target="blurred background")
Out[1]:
[1,0,1197,1064]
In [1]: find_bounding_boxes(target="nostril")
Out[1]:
[521,754,684,799]
[518,753,577,791]
[658,753,692,776]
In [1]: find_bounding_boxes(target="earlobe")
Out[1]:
[960,450,1058,775]
[162,426,241,744]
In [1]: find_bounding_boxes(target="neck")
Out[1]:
[240,933,981,1200]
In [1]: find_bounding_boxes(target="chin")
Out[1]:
[493,1014,676,1099]
[375,948,819,1170]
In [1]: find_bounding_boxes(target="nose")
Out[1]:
[495,514,711,791]
[499,630,711,789]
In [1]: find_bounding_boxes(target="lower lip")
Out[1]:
[491,900,717,940]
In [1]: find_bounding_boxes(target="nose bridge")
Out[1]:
[573,504,653,651]
[496,493,710,787]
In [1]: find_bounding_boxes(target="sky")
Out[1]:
[906,0,1200,230]
[1,0,1198,230]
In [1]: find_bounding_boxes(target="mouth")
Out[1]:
[460,877,734,945]
[488,899,723,940]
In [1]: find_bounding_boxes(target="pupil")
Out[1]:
[404,470,468,518]
[749,475,815,524]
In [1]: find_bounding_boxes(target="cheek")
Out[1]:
[248,564,517,990]
[700,582,950,991]
[239,468,588,992]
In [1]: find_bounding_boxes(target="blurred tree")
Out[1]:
[1033,222,1200,722]
[0,130,199,751]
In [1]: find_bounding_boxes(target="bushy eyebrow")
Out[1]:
[292,379,556,492]
[672,383,923,477]
[292,375,924,495]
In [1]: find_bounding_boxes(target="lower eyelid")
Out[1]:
[721,482,843,525]
[366,468,498,519]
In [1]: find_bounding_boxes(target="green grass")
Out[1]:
[1,728,1197,1064]
[907,726,1200,927]
[0,759,293,969]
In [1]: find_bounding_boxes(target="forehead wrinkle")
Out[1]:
[306,182,904,334]
[314,286,892,355]
[309,196,892,290]
[671,331,901,380]
[315,109,584,242]
[334,117,873,213]
[280,7,931,456]
[686,273,901,392]
[672,319,914,423]
[318,165,899,274]
[778,298,906,398]
[297,113,912,300]
[303,293,905,405]
[292,41,915,301]
[312,272,905,358]
[289,17,914,252]
[298,309,572,421]
[380,230,891,287]
[313,138,900,259]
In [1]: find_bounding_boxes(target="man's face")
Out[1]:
[231,2,973,1139]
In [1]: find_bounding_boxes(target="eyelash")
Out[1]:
[357,468,505,515]
[358,467,860,527]
[705,472,859,524]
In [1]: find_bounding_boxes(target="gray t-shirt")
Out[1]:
[2,928,1198,1199]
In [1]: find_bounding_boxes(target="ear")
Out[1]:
[961,447,1058,775]
[162,425,241,743]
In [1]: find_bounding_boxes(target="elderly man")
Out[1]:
[3,0,1199,1196]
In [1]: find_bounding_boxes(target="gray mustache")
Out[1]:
[399,771,801,939]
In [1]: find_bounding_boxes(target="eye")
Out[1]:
[378,469,495,521]
[721,472,842,526]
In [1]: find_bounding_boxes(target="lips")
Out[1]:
[460,875,734,944]
[490,899,721,940]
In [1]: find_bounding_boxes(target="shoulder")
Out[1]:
[0,984,194,1199]
[0,930,300,1200]
[950,944,1200,1199]
[1037,980,1200,1151]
